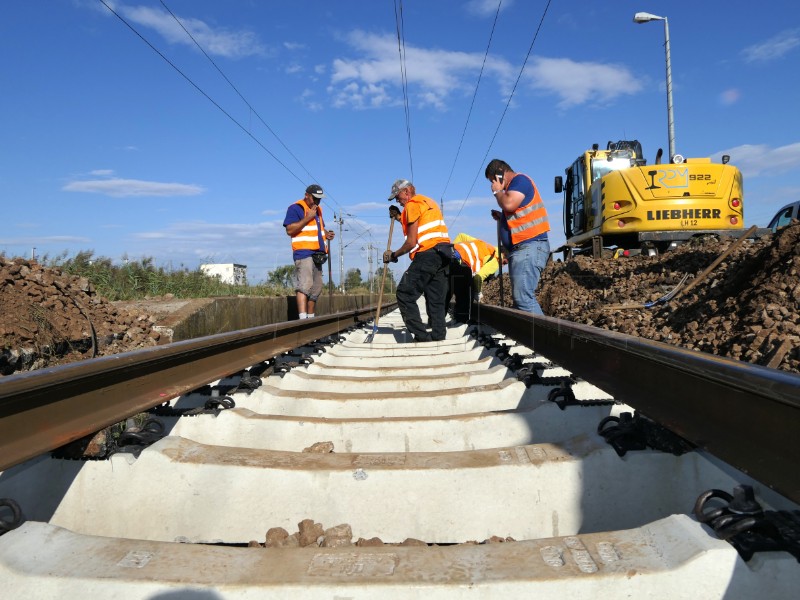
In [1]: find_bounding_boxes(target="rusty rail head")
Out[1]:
[475,304,800,504]
[0,306,389,472]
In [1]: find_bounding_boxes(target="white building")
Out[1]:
[200,263,247,286]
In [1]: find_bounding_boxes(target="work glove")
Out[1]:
[389,205,402,221]
[383,250,398,264]
[473,292,483,303]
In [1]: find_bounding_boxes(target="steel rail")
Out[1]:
[0,305,391,473]
[475,304,800,504]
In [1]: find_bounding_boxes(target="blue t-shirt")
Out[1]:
[284,203,324,260]
[501,174,548,247]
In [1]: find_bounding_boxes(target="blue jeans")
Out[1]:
[508,239,550,314]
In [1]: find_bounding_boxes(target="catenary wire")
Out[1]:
[97,0,306,185]
[157,0,367,239]
[439,0,503,216]
[393,0,414,182]
[99,0,373,249]
[159,0,319,186]
[448,0,553,229]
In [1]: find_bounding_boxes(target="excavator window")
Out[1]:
[567,159,585,236]
[591,156,634,183]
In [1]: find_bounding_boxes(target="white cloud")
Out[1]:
[284,42,305,51]
[712,142,800,177]
[327,31,640,111]
[90,169,115,176]
[2,235,92,244]
[135,220,283,242]
[299,89,323,112]
[346,201,389,212]
[465,0,512,17]
[128,220,293,281]
[63,178,205,197]
[285,64,303,74]
[526,57,643,108]
[742,29,800,63]
[118,3,266,58]
[330,31,506,109]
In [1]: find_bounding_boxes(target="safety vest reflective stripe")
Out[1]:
[455,239,495,274]
[290,200,327,252]
[505,174,549,244]
[417,219,448,246]
[402,195,450,259]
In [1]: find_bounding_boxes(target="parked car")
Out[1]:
[767,200,800,232]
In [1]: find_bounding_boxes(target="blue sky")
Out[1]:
[2,0,799,284]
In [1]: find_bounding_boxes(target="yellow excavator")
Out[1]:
[554,140,745,258]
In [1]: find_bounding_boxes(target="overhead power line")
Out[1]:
[159,0,319,187]
[393,0,414,182]
[158,0,373,245]
[100,0,373,247]
[439,0,503,216]
[97,0,306,185]
[449,0,553,228]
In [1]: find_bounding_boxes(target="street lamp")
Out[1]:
[634,12,679,164]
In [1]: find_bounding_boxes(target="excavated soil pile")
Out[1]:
[2,222,798,375]
[0,256,161,375]
[482,221,800,374]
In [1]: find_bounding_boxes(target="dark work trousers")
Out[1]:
[396,249,449,341]
[447,261,473,323]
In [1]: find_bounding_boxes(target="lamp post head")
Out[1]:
[634,12,664,23]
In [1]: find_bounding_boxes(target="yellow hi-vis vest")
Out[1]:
[454,237,496,276]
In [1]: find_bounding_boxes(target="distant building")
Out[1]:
[200,263,247,286]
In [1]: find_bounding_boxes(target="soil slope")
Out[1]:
[482,222,800,373]
[2,222,798,375]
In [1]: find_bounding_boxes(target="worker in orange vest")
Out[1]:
[283,184,335,319]
[486,159,550,314]
[384,179,451,342]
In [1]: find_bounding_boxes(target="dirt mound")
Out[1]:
[3,224,798,376]
[0,256,161,374]
[482,222,800,373]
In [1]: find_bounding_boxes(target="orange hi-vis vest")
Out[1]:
[454,238,496,275]
[290,200,328,253]
[504,174,549,245]
[401,194,450,259]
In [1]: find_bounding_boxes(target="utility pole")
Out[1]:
[333,213,345,292]
[375,247,381,293]
[366,243,374,293]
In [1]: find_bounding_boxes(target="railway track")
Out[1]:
[1,302,799,597]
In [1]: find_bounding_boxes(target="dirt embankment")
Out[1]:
[0,257,162,374]
[482,221,800,373]
[2,222,799,375]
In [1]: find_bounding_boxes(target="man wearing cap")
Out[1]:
[384,179,451,342]
[283,184,335,319]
